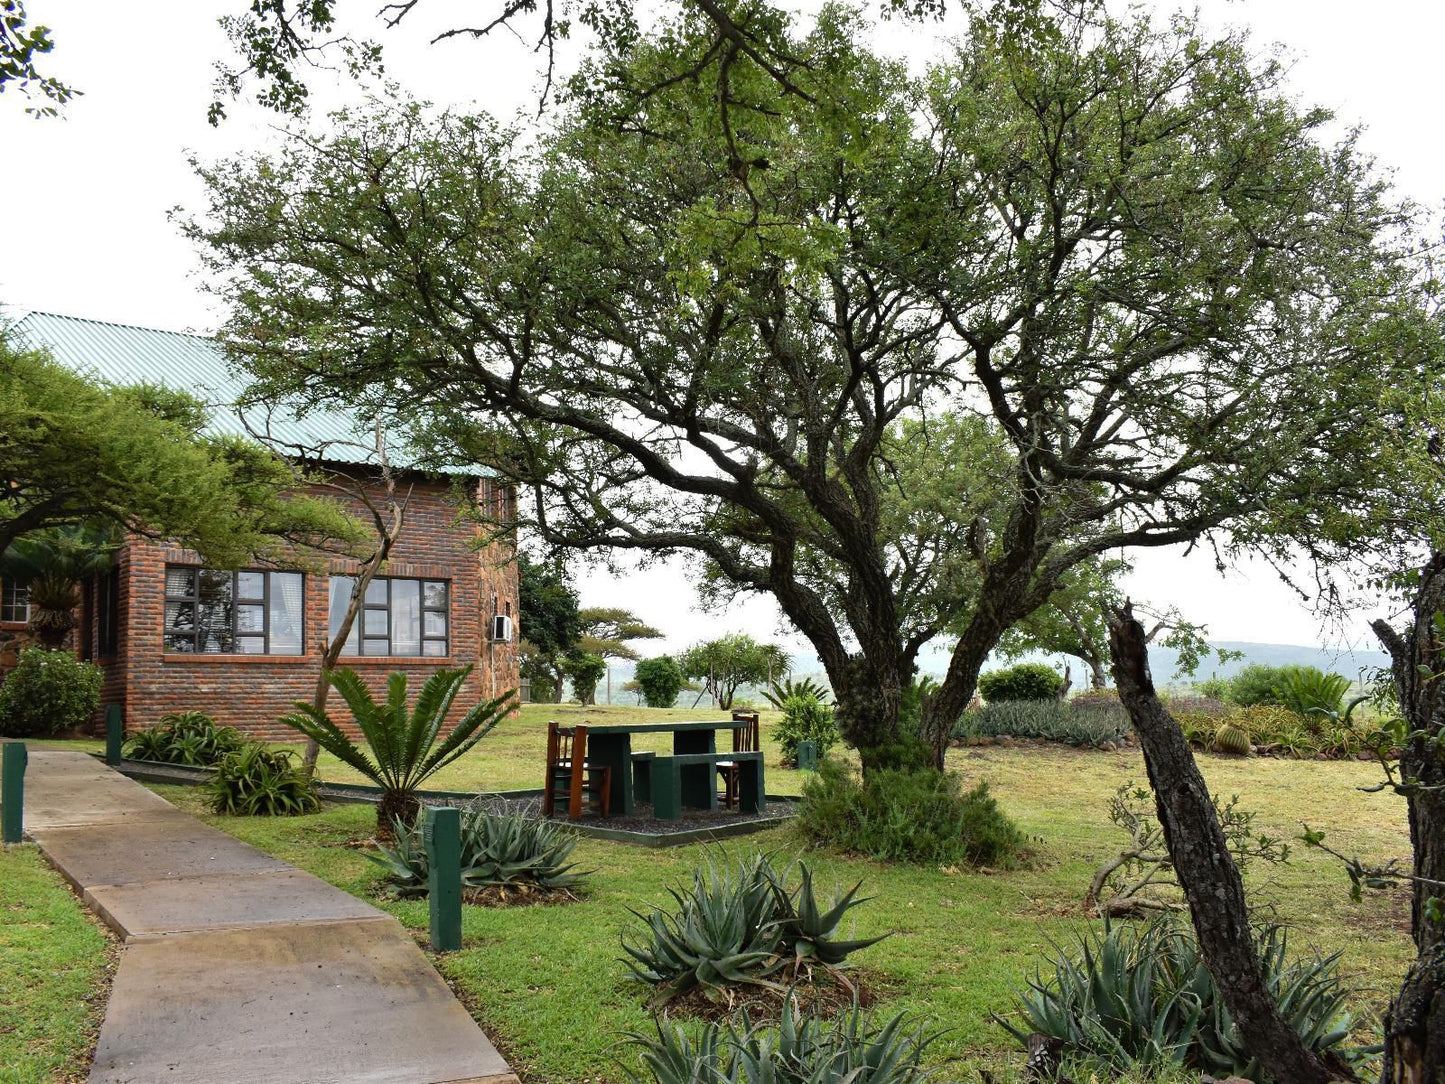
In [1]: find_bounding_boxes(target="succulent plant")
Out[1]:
[1213,722,1251,756]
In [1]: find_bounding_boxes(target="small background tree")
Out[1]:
[679,634,789,710]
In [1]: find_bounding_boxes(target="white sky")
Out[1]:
[1,0,1438,658]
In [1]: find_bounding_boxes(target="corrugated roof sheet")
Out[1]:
[13,311,421,468]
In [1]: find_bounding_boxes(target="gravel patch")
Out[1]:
[428,794,797,836]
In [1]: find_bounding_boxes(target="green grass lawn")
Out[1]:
[0,845,114,1084]
[138,716,1417,1084]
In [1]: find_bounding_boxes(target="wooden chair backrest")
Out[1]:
[730,711,760,754]
[547,721,586,766]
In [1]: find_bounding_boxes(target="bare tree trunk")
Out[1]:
[1373,551,1445,1083]
[1107,604,1345,1084]
[301,429,409,773]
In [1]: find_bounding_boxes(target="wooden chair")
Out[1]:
[543,722,611,819]
[717,710,760,811]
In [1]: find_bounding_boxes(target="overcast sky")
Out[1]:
[2,0,1438,659]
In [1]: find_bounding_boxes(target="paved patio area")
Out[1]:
[17,748,518,1084]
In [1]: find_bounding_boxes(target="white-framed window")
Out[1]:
[0,581,30,623]
[329,576,449,657]
[163,567,305,655]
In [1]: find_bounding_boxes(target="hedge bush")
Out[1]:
[775,694,838,766]
[797,759,1025,867]
[634,656,683,708]
[978,663,1064,703]
[0,646,102,738]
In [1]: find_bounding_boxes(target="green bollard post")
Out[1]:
[2,743,28,844]
[795,740,818,771]
[105,704,124,767]
[424,806,462,952]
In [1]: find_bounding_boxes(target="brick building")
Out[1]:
[4,312,520,739]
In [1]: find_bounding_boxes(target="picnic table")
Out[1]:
[583,720,765,818]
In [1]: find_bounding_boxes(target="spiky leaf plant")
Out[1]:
[1002,918,1359,1077]
[278,665,516,834]
[763,677,831,710]
[621,995,939,1083]
[206,744,321,816]
[369,807,588,898]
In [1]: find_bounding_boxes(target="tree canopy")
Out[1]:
[0,325,360,565]
[187,1,1444,768]
[577,606,663,662]
[679,633,788,710]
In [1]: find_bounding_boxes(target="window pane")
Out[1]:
[329,577,355,638]
[391,579,420,656]
[237,636,266,654]
[269,573,304,655]
[423,581,447,609]
[236,605,264,634]
[363,609,388,636]
[164,601,195,651]
[364,638,390,656]
[236,571,265,599]
[423,611,447,637]
[165,568,195,597]
[422,640,447,657]
[364,578,388,605]
[196,571,233,653]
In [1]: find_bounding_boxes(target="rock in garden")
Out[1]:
[1100,741,1117,752]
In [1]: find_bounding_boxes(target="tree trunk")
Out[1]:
[1373,550,1445,1083]
[1107,605,1344,1084]
[832,653,905,765]
[376,788,420,839]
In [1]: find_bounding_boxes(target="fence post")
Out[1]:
[795,740,819,771]
[105,704,124,767]
[424,806,462,952]
[2,743,27,844]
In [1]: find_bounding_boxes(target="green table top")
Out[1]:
[582,720,738,736]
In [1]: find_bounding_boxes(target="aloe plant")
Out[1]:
[622,854,887,1006]
[278,664,516,833]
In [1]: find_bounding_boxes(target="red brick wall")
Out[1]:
[99,475,520,740]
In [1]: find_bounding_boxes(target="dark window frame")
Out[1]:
[335,575,449,657]
[163,566,304,656]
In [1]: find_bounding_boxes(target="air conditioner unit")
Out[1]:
[491,614,514,642]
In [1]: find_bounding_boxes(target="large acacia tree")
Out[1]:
[188,2,1441,768]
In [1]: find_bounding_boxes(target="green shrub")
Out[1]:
[1004,918,1360,1078]
[858,737,935,772]
[634,656,683,708]
[1228,663,1304,706]
[621,853,885,1005]
[954,701,1129,748]
[369,806,587,897]
[562,650,606,704]
[621,996,937,1083]
[205,744,321,816]
[1193,675,1231,700]
[797,759,1025,867]
[124,711,246,766]
[978,663,1064,702]
[775,694,838,766]
[1172,704,1367,759]
[0,646,102,738]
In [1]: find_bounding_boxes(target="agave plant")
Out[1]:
[123,711,245,767]
[369,807,588,897]
[206,744,322,816]
[1002,918,1359,1077]
[621,995,938,1083]
[279,665,516,833]
[622,854,886,1006]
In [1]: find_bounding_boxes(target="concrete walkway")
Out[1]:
[19,749,518,1084]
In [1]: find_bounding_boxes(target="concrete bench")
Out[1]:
[650,752,765,820]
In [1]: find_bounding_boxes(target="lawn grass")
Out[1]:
[145,723,1418,1084]
[0,845,115,1084]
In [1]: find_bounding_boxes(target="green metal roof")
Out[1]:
[13,311,422,468]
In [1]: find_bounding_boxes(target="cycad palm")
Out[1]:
[279,664,515,833]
